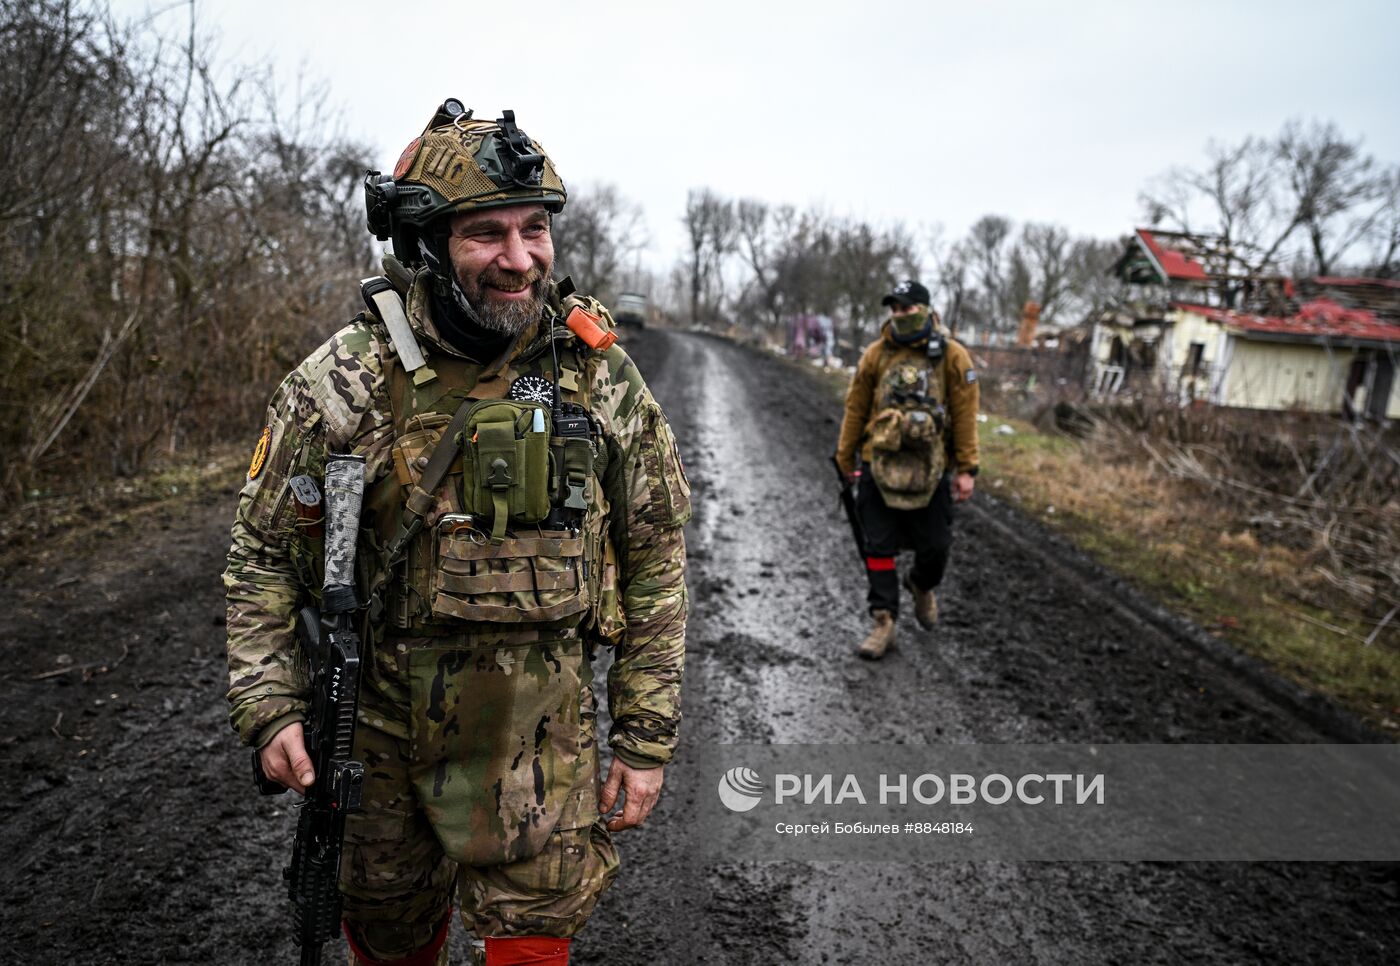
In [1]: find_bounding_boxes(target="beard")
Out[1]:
[455,263,551,334]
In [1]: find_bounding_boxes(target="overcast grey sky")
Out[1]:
[119,0,1400,273]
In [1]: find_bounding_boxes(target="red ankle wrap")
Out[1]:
[484,936,571,966]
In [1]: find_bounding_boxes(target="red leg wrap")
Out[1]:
[484,936,571,966]
[865,556,897,572]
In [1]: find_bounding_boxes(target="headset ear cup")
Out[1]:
[363,172,397,240]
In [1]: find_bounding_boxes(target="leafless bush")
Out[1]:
[0,0,373,503]
[1098,402,1400,629]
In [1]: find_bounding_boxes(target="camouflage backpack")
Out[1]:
[868,350,948,509]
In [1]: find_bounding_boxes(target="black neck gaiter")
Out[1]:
[429,288,514,363]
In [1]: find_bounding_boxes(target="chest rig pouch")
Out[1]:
[369,310,610,633]
[868,345,949,510]
[429,395,599,625]
[460,398,552,541]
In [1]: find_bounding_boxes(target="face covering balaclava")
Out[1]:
[890,309,932,344]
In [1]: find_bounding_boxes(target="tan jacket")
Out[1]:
[835,321,980,476]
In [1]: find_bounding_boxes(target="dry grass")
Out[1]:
[0,444,246,573]
[981,415,1400,733]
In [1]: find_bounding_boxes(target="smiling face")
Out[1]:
[445,203,554,334]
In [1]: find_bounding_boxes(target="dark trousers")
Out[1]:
[857,465,954,617]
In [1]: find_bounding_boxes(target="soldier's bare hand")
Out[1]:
[953,472,976,503]
[259,721,315,794]
[600,759,665,832]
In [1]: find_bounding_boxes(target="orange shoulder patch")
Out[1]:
[248,426,272,480]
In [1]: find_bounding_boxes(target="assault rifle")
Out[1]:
[830,454,867,562]
[253,454,368,966]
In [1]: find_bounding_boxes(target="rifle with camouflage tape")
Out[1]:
[253,454,367,966]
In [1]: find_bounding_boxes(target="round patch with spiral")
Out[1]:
[508,374,555,406]
[247,426,271,480]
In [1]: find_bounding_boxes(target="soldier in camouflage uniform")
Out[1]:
[224,101,690,966]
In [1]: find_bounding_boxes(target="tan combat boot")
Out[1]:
[857,609,896,659]
[903,573,938,630]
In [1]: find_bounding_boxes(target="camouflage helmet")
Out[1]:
[364,99,566,269]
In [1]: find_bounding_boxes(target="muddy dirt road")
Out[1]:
[1,329,1396,965]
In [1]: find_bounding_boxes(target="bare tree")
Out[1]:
[1141,135,1295,273]
[926,226,970,335]
[830,218,919,354]
[1367,166,1400,277]
[1277,119,1386,275]
[0,0,372,501]
[734,199,780,330]
[681,188,735,325]
[1066,236,1129,319]
[551,182,646,302]
[1140,119,1393,277]
[769,208,840,320]
[1016,222,1074,324]
[965,214,1015,332]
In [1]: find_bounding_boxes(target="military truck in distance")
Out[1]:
[614,292,648,328]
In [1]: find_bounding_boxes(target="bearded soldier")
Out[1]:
[834,280,979,659]
[224,101,690,966]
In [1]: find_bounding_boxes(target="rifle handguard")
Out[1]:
[322,455,366,615]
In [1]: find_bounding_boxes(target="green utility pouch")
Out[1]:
[431,520,589,623]
[552,435,595,512]
[459,400,552,543]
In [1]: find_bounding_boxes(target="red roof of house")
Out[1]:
[1137,229,1209,282]
[1172,299,1400,343]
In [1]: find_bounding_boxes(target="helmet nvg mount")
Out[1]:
[364,99,567,269]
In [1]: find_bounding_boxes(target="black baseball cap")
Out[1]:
[881,279,931,308]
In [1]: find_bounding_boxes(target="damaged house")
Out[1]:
[1090,228,1400,420]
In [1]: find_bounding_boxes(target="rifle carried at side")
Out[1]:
[253,454,368,966]
[831,454,868,562]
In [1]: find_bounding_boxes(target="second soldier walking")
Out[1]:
[834,280,980,659]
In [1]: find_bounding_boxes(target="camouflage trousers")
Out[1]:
[340,634,620,962]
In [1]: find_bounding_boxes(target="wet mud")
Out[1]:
[1,328,1395,964]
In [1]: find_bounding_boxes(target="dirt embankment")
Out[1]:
[1,329,1396,965]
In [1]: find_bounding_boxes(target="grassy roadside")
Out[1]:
[0,445,247,574]
[979,413,1399,734]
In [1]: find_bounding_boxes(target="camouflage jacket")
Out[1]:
[224,275,690,769]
